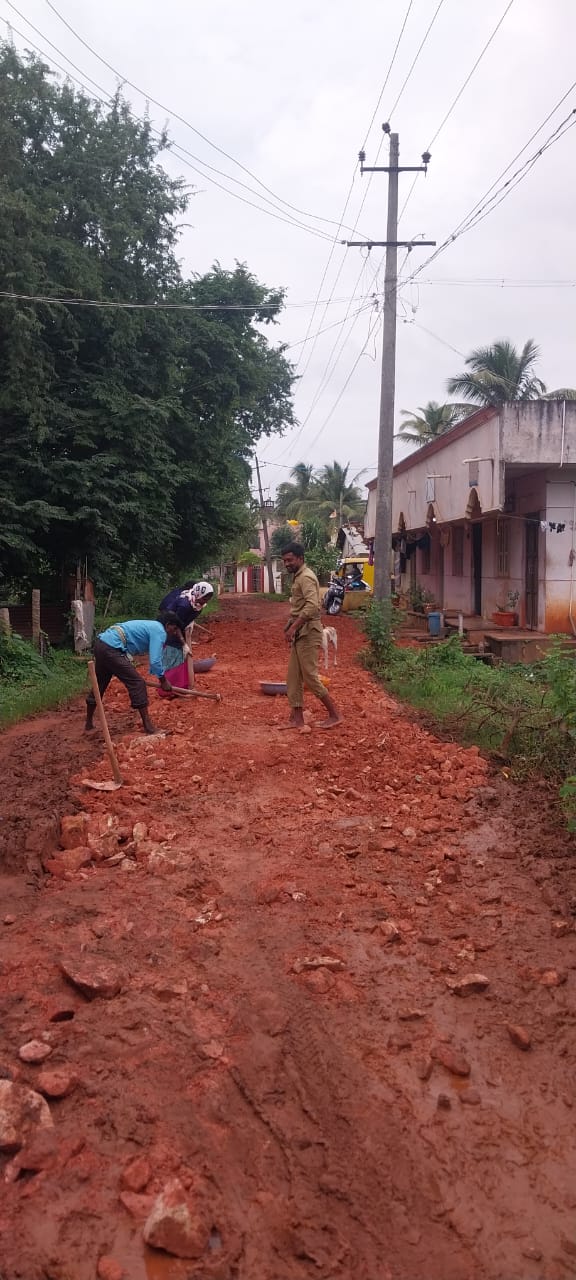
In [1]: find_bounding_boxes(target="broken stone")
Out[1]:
[507,1024,531,1052]
[401,827,417,840]
[460,1088,481,1106]
[380,840,398,852]
[540,968,567,987]
[521,1247,542,1262]
[143,1178,211,1259]
[398,1009,425,1021]
[0,1080,53,1153]
[97,1258,124,1280]
[437,1093,452,1110]
[43,846,93,877]
[200,1040,224,1060]
[292,955,345,974]
[121,1154,151,1193]
[60,813,88,849]
[379,920,401,944]
[551,920,571,937]
[132,822,148,842]
[415,1057,433,1081]
[304,968,335,994]
[37,1068,77,1099]
[60,956,123,1000]
[120,1190,155,1220]
[3,915,16,926]
[431,1044,471,1077]
[447,973,490,997]
[18,1040,53,1064]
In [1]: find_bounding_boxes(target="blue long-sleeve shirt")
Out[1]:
[98,620,168,678]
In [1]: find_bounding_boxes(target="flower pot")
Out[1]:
[492,610,517,627]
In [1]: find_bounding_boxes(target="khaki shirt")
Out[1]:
[289,564,322,637]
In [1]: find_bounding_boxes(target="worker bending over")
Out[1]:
[85,613,184,735]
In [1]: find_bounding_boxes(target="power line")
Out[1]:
[402,106,576,286]
[387,0,447,121]
[0,288,366,312]
[40,0,354,236]
[304,312,383,455]
[398,0,516,226]
[292,0,416,377]
[3,10,340,245]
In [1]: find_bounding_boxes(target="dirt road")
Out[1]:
[1,598,576,1280]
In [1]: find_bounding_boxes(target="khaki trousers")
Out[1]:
[286,625,328,709]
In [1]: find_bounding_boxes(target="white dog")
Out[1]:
[321,626,338,670]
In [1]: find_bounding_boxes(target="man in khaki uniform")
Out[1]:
[281,542,341,730]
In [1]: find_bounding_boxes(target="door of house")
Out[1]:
[472,523,482,615]
[525,517,539,629]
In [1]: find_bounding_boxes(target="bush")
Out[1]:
[0,630,49,683]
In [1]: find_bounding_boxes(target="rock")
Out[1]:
[3,915,16,925]
[304,969,335,994]
[552,920,571,937]
[60,813,88,849]
[398,1009,425,1021]
[97,1258,124,1280]
[380,840,398,852]
[431,1044,471,1077]
[442,864,461,884]
[18,1040,53,1064]
[540,968,567,987]
[447,973,490,997]
[120,1190,155,1220]
[521,1247,543,1261]
[415,1057,433,1081]
[437,1093,452,1109]
[460,1088,481,1106]
[507,1024,531,1051]
[200,1040,224,1060]
[43,847,93,877]
[121,1154,151,1193]
[379,920,401,944]
[143,1178,210,1259]
[60,956,123,1000]
[401,827,417,840]
[0,1080,53,1153]
[292,955,345,974]
[7,1128,58,1178]
[419,934,440,946]
[37,1068,77,1099]
[132,822,148,842]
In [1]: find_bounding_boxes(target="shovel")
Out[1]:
[145,681,222,703]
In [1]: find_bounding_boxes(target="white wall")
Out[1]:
[392,413,500,530]
[545,469,576,633]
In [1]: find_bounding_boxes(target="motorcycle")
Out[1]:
[323,577,345,615]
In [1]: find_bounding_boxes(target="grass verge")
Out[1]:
[0,648,88,730]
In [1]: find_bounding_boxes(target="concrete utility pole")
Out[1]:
[344,126,435,599]
[254,455,276,594]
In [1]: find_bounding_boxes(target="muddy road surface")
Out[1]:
[1,598,575,1280]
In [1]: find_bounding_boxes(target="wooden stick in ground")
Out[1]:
[87,659,123,786]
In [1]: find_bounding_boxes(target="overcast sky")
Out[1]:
[6,0,576,499]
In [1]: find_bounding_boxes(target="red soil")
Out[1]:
[0,597,575,1280]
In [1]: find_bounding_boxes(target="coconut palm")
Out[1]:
[313,461,365,525]
[446,339,547,407]
[396,401,465,445]
[274,462,316,521]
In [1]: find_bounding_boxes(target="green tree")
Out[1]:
[395,401,465,446]
[313,461,364,526]
[275,463,316,521]
[0,46,295,590]
[270,524,298,556]
[446,339,548,407]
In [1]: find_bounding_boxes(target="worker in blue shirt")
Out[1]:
[85,612,185,735]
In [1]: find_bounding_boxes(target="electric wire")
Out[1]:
[3,6,352,243]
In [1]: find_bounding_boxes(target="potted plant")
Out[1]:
[492,589,519,627]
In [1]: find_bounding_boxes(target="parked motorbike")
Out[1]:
[323,578,345,615]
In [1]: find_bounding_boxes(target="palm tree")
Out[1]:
[313,461,364,526]
[275,462,316,521]
[396,401,465,445]
[446,339,547,407]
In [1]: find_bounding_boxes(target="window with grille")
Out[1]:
[452,526,464,577]
[496,519,510,577]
